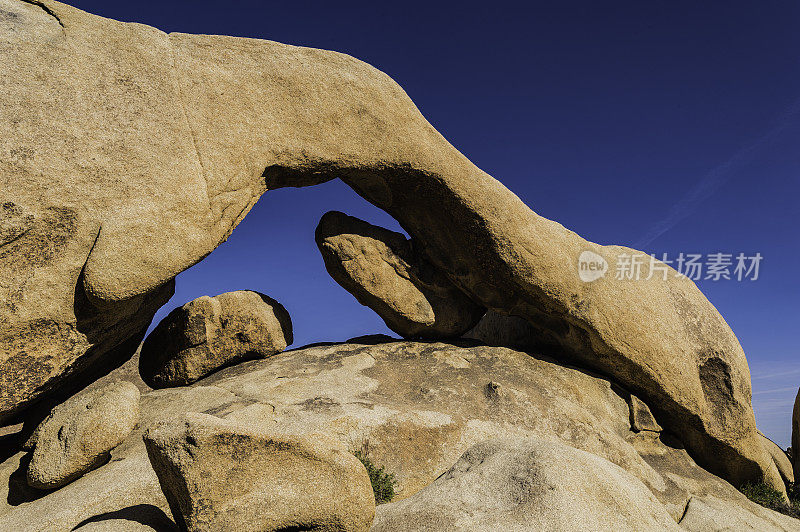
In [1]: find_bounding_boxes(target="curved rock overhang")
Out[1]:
[0,0,783,494]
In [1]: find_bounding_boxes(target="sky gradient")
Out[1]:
[69,1,800,446]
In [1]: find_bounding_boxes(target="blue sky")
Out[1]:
[70,1,800,447]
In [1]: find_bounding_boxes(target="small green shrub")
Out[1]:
[788,481,800,503]
[740,482,800,519]
[740,482,787,507]
[353,446,396,504]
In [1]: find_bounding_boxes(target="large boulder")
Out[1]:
[0,341,795,531]
[315,211,484,338]
[373,429,800,532]
[679,495,800,532]
[1,452,173,532]
[371,436,682,532]
[0,0,776,492]
[143,412,375,532]
[26,381,139,489]
[759,430,794,486]
[138,291,292,388]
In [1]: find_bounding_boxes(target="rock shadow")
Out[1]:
[71,504,177,531]
[6,453,50,506]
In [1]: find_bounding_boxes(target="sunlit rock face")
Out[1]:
[139,290,292,388]
[315,211,485,339]
[0,341,797,531]
[0,0,780,492]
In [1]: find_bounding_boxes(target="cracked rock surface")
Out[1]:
[0,341,796,531]
[144,412,374,532]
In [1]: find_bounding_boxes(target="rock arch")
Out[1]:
[0,0,782,493]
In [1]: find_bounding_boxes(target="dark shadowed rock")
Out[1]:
[629,394,663,433]
[793,389,800,483]
[139,291,292,388]
[463,310,540,350]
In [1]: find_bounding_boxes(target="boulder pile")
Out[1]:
[0,339,797,530]
[1,0,798,530]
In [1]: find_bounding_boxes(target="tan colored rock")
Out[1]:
[20,343,153,452]
[139,290,292,388]
[315,211,484,338]
[2,452,172,532]
[678,495,800,532]
[0,342,795,530]
[759,431,794,486]
[371,436,682,532]
[210,341,647,503]
[27,381,139,489]
[143,412,375,532]
[0,0,775,492]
